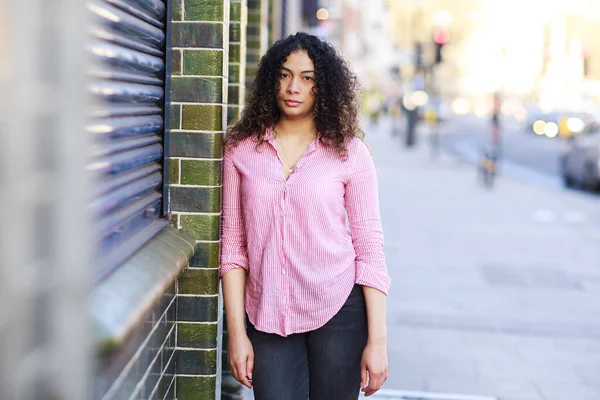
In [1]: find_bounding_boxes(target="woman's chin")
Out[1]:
[281,108,312,119]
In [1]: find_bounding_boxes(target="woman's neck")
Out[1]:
[274,116,317,141]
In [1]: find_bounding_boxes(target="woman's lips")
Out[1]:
[284,100,301,107]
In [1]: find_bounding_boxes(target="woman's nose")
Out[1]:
[287,78,300,94]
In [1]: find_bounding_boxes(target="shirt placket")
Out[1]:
[268,131,318,336]
[280,178,289,334]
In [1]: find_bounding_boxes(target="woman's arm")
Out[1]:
[360,286,388,396]
[345,140,391,396]
[220,148,253,388]
[363,285,387,344]
[222,268,253,389]
[222,268,247,337]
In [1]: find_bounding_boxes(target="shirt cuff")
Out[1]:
[219,262,248,278]
[219,252,249,278]
[355,263,391,295]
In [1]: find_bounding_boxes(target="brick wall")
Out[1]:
[227,0,248,125]
[246,0,269,86]
[95,278,178,400]
[169,0,230,398]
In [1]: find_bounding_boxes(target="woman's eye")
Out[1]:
[304,76,313,81]
[280,73,289,78]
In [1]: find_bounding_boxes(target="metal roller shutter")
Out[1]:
[87,0,170,280]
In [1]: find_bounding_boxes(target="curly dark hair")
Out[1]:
[224,32,363,158]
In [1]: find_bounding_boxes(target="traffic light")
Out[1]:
[433,27,449,64]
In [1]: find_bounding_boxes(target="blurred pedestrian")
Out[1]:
[490,91,502,155]
[220,32,391,400]
[401,93,420,147]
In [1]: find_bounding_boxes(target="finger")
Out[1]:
[229,362,238,382]
[360,363,368,388]
[236,359,253,389]
[246,354,254,382]
[364,377,383,397]
[238,373,252,389]
[232,360,243,382]
[364,374,383,395]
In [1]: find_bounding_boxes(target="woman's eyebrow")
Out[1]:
[281,66,315,74]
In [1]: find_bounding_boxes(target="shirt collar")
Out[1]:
[264,126,275,141]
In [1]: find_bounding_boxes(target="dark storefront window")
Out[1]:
[86,0,172,281]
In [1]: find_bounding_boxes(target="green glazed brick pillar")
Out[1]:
[220,3,248,400]
[227,0,247,126]
[169,0,230,399]
[245,0,269,87]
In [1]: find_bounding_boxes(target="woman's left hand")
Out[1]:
[360,340,388,397]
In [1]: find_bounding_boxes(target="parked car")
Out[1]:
[526,108,586,139]
[561,121,600,190]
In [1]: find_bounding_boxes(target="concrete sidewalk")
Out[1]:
[369,117,600,400]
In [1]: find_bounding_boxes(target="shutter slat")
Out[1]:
[89,80,163,104]
[104,0,165,28]
[89,68,163,85]
[90,171,162,215]
[92,134,161,158]
[88,143,163,175]
[91,105,162,118]
[128,0,166,20]
[88,39,164,77]
[97,219,168,280]
[94,163,161,197]
[98,192,162,237]
[88,2,165,49]
[90,26,163,56]
[89,0,167,280]
[88,115,163,138]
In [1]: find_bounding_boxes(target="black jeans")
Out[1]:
[247,285,368,400]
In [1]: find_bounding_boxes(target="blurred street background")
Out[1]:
[370,117,600,400]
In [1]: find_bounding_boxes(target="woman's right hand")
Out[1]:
[228,332,254,389]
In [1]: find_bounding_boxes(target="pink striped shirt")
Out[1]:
[219,128,391,337]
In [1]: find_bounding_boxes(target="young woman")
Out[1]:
[220,32,391,400]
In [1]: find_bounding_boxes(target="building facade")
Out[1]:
[0,0,312,399]
[385,0,600,108]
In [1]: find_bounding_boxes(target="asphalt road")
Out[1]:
[434,115,572,190]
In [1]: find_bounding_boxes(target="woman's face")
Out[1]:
[276,50,318,120]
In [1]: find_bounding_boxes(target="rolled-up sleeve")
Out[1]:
[219,149,249,278]
[345,140,391,295]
